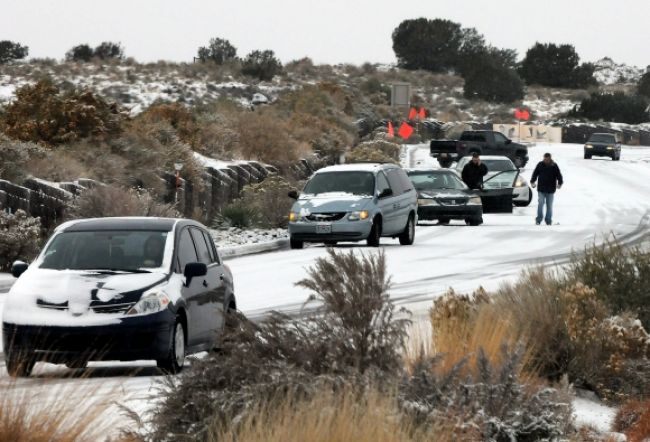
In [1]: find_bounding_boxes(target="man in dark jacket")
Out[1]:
[531,152,563,225]
[461,153,488,190]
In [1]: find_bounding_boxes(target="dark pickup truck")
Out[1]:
[430,130,529,169]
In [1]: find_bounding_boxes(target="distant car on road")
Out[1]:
[584,133,622,161]
[430,130,529,169]
[456,155,532,207]
[2,217,236,377]
[287,163,417,248]
[407,168,521,225]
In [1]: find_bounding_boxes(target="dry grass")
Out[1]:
[211,387,456,442]
[0,376,133,442]
[613,399,650,442]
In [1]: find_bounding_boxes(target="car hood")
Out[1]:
[292,193,372,214]
[2,268,169,326]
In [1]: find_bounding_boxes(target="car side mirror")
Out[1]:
[184,262,207,286]
[505,139,512,144]
[288,190,299,200]
[377,188,393,199]
[11,260,29,278]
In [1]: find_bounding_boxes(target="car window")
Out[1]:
[483,170,519,189]
[376,171,391,196]
[303,171,375,196]
[190,228,212,265]
[461,132,486,142]
[386,168,412,195]
[483,159,515,172]
[494,133,508,143]
[203,231,221,264]
[39,230,170,271]
[408,172,466,190]
[177,228,198,272]
[588,134,616,143]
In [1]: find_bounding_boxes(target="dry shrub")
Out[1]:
[212,387,454,442]
[346,140,401,164]
[1,79,122,145]
[233,175,294,228]
[0,380,131,442]
[613,399,650,442]
[25,151,91,183]
[0,209,41,271]
[135,102,197,145]
[72,185,179,219]
[0,134,46,182]
[236,111,299,165]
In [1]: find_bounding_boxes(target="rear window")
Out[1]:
[460,132,486,142]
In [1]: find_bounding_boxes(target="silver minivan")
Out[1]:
[287,163,417,248]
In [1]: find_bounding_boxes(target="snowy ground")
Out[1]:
[210,227,288,247]
[1,142,649,436]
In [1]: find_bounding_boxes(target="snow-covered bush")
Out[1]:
[71,185,179,219]
[400,347,573,441]
[346,140,401,164]
[149,249,409,439]
[0,134,45,182]
[238,176,294,228]
[218,199,256,228]
[0,210,41,271]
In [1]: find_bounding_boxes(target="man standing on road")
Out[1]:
[531,152,563,225]
[461,152,488,190]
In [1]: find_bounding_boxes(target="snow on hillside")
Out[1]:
[593,57,647,85]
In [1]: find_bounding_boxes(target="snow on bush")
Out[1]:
[0,210,41,271]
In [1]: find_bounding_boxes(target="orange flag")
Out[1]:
[387,121,394,137]
[398,122,414,139]
[419,107,426,119]
[408,107,417,120]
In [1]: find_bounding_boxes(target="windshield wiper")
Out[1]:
[85,268,152,274]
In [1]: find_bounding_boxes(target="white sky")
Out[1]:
[3,0,649,67]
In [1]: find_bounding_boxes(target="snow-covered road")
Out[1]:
[1,142,649,434]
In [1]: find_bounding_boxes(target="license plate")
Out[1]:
[316,224,332,234]
[440,153,448,158]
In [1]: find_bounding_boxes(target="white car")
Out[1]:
[455,156,532,207]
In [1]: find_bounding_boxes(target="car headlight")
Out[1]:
[468,196,482,205]
[514,177,525,188]
[288,212,299,222]
[607,146,614,150]
[126,290,171,316]
[348,210,369,221]
[418,198,438,206]
[585,144,593,148]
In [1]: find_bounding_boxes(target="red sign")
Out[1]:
[418,107,426,119]
[387,121,394,137]
[398,122,414,139]
[408,107,417,120]
[514,108,530,121]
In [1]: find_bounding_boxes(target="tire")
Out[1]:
[514,156,525,169]
[468,217,482,226]
[514,190,533,207]
[438,218,450,225]
[290,237,304,249]
[5,349,36,378]
[398,214,415,245]
[438,159,453,168]
[367,218,381,247]
[584,153,591,160]
[157,319,185,374]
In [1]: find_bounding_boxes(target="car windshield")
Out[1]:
[588,134,616,143]
[483,170,519,189]
[483,159,516,172]
[38,230,171,272]
[408,172,466,190]
[303,171,375,196]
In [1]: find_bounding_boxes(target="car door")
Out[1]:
[385,168,414,234]
[493,132,510,157]
[375,171,397,234]
[176,227,207,347]
[190,227,226,346]
[477,170,519,213]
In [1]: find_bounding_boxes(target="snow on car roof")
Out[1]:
[57,217,186,232]
[315,163,398,174]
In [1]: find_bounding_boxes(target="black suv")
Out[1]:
[584,133,622,161]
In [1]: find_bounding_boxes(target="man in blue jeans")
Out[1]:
[530,153,563,225]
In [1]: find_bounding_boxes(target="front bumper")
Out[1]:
[2,310,174,362]
[585,147,615,156]
[288,219,373,243]
[417,204,482,221]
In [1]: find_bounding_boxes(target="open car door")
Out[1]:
[477,170,519,213]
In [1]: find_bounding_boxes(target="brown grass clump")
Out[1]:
[71,185,179,219]
[0,379,132,442]
[613,399,650,442]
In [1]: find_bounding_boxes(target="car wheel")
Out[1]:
[398,214,415,246]
[584,153,592,160]
[367,218,381,247]
[5,349,36,378]
[438,159,453,168]
[514,190,533,207]
[157,319,185,374]
[514,156,525,168]
[467,217,482,226]
[290,237,304,249]
[438,218,450,225]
